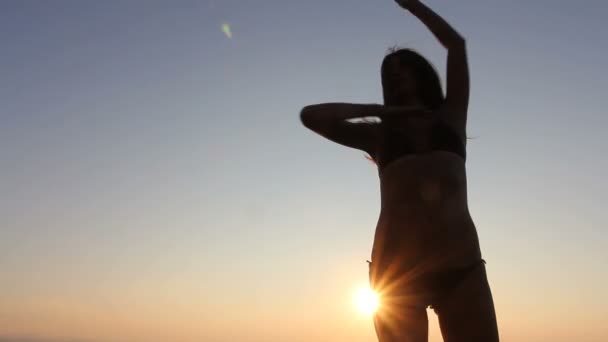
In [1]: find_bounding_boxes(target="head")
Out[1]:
[381,48,444,109]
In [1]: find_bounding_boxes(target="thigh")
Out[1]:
[369,261,429,342]
[374,303,428,342]
[432,264,499,342]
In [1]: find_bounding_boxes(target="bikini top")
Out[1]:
[374,116,466,170]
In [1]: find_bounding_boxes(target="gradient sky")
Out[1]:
[1,1,607,341]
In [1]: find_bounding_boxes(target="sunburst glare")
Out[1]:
[354,286,380,316]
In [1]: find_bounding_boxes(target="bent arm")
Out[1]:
[301,103,383,124]
[400,0,470,131]
[401,0,464,48]
[300,103,381,153]
[300,103,429,152]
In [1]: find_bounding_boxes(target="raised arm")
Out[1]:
[397,0,464,48]
[396,0,470,131]
[300,103,429,152]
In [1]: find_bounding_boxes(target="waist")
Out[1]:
[372,211,481,271]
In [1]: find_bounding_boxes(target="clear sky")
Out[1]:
[1,1,607,341]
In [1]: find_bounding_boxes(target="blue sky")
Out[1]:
[1,1,607,341]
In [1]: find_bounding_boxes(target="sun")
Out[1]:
[354,286,380,316]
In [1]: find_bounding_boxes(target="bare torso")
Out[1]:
[371,151,482,273]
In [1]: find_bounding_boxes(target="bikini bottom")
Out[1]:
[368,258,487,309]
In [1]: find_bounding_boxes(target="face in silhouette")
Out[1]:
[382,57,420,107]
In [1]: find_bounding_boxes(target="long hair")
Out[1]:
[381,48,444,110]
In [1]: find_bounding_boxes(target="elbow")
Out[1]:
[300,106,315,129]
[300,105,331,134]
[300,105,323,131]
[448,36,466,49]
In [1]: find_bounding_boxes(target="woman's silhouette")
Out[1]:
[300,0,499,341]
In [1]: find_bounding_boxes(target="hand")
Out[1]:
[395,0,420,10]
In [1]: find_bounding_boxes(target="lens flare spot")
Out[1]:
[221,23,232,39]
[354,286,379,316]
